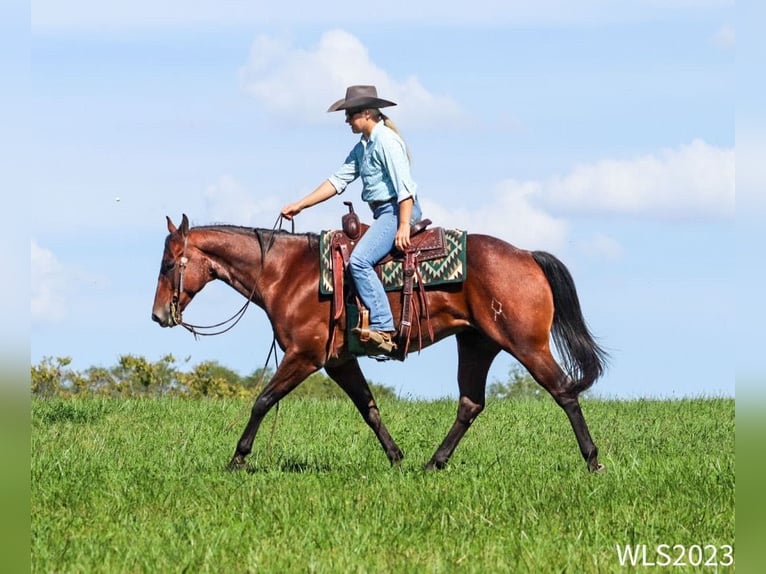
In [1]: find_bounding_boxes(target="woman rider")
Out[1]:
[280,85,423,355]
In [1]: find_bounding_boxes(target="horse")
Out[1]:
[151,214,608,472]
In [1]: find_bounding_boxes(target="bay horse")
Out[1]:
[151,214,608,472]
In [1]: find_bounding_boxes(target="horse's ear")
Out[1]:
[180,214,190,236]
[166,216,177,233]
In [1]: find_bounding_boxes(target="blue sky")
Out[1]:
[28,1,736,400]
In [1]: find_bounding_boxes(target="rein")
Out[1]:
[170,214,295,339]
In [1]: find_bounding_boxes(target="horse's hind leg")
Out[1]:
[325,359,404,465]
[426,330,500,470]
[520,350,604,472]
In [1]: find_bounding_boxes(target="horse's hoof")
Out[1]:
[590,462,606,473]
[388,450,405,466]
[228,455,247,471]
[424,460,446,471]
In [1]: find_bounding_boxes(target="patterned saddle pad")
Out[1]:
[319,228,467,295]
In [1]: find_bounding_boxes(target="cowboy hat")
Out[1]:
[327,85,397,112]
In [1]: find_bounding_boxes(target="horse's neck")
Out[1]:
[193,226,260,258]
[193,227,317,301]
[192,227,265,291]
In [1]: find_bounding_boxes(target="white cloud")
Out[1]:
[575,233,624,261]
[31,241,69,323]
[539,139,734,220]
[712,24,736,49]
[418,139,733,259]
[240,30,465,128]
[31,241,108,324]
[422,180,569,251]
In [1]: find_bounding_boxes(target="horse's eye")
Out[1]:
[162,261,176,274]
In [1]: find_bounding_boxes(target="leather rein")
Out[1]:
[169,215,294,338]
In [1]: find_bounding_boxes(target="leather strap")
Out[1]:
[398,251,417,355]
[329,231,353,357]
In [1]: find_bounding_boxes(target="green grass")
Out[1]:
[31,397,734,573]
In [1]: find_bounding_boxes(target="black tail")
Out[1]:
[532,251,608,393]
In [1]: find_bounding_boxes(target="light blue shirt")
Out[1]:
[328,121,417,204]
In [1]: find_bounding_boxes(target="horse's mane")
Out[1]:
[194,223,255,234]
[192,224,321,255]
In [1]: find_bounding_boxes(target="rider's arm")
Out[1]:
[281,180,338,219]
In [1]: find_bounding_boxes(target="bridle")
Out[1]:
[168,214,294,338]
[168,235,189,326]
[169,231,255,338]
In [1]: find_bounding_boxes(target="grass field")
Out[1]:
[31,396,734,572]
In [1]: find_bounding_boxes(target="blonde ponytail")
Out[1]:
[375,110,412,163]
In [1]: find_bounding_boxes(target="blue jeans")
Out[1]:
[348,198,422,331]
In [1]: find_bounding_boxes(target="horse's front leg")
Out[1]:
[229,353,317,469]
[325,358,404,465]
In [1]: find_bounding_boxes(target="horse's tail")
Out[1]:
[532,251,608,393]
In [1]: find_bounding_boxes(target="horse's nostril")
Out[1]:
[151,313,161,324]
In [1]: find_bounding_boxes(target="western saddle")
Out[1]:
[328,201,448,360]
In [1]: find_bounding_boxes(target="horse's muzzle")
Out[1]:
[151,308,177,328]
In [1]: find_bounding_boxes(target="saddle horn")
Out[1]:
[342,201,362,240]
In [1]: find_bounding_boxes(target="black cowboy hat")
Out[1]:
[327,85,397,112]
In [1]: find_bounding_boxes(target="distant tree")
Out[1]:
[31,354,180,398]
[241,367,274,391]
[368,381,397,402]
[30,356,396,400]
[179,360,249,398]
[267,371,397,401]
[240,366,397,401]
[487,364,544,401]
[109,354,179,397]
[81,366,117,395]
[31,356,73,397]
[287,372,347,400]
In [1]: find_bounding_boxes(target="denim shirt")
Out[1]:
[328,121,417,204]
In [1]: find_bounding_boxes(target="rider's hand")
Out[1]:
[394,224,411,251]
[280,202,302,220]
